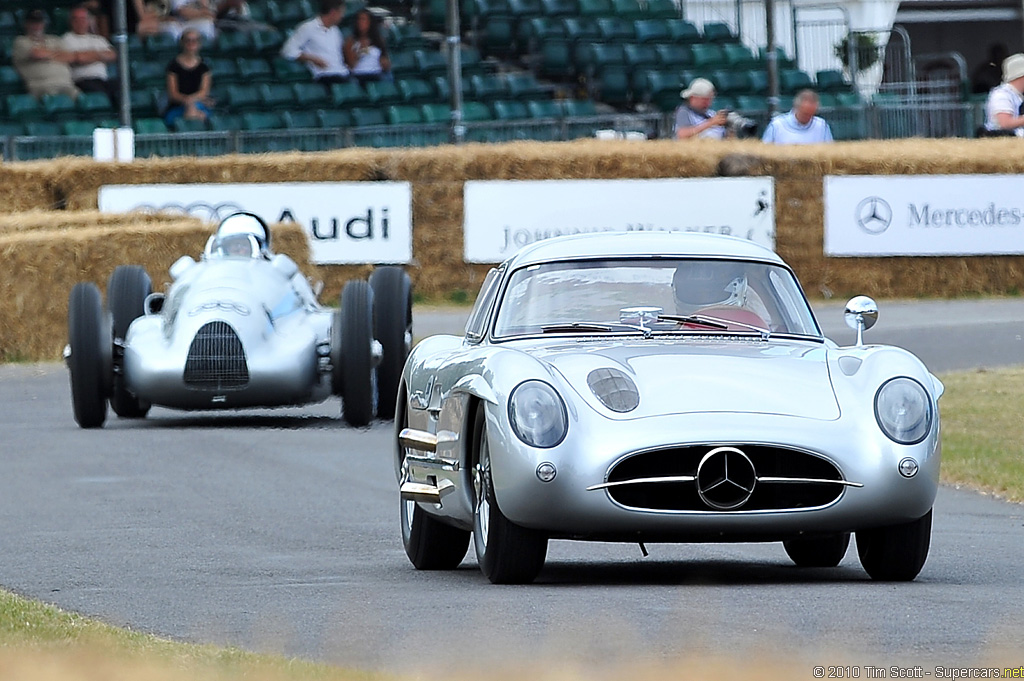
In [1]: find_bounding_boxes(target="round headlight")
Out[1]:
[874,377,932,445]
[509,380,568,448]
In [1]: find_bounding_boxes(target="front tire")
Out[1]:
[856,510,932,581]
[471,407,548,584]
[107,265,151,418]
[338,280,375,427]
[783,532,850,568]
[368,266,413,420]
[67,283,110,429]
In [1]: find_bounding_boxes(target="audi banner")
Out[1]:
[824,175,1024,256]
[98,182,412,265]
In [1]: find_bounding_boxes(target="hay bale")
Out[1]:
[0,209,192,235]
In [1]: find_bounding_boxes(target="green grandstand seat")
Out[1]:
[470,73,508,100]
[611,0,643,20]
[655,44,692,69]
[780,68,813,93]
[702,22,737,43]
[736,95,766,112]
[251,29,284,56]
[562,17,600,43]
[539,40,574,80]
[134,118,169,134]
[273,57,312,82]
[690,43,725,69]
[293,81,330,107]
[595,17,634,43]
[462,101,493,121]
[386,105,424,125]
[633,19,670,43]
[746,69,768,95]
[236,58,273,82]
[351,107,387,127]
[722,43,757,68]
[623,43,658,69]
[521,17,565,46]
[505,72,547,99]
[207,57,241,84]
[666,19,700,44]
[526,98,560,118]
[266,0,310,28]
[317,109,352,128]
[365,80,402,105]
[330,81,369,108]
[816,69,852,92]
[226,84,262,111]
[76,91,113,115]
[714,95,737,111]
[759,46,795,68]
[711,69,750,95]
[173,118,208,132]
[25,121,62,137]
[491,99,529,119]
[835,91,861,107]
[432,76,472,101]
[644,0,677,19]
[63,120,96,136]
[145,33,178,60]
[460,46,490,77]
[260,82,294,109]
[131,60,165,88]
[6,94,42,120]
[0,11,18,35]
[281,110,319,128]
[642,71,684,110]
[596,65,630,105]
[422,0,447,31]
[420,103,451,123]
[389,51,419,79]
[541,0,578,17]
[216,31,252,56]
[577,0,611,15]
[475,0,511,20]
[129,89,159,117]
[561,98,597,116]
[241,111,284,130]
[398,78,435,104]
[480,16,516,57]
[0,65,22,94]
[415,50,449,78]
[0,122,26,137]
[817,93,839,108]
[577,42,625,76]
[388,23,430,52]
[508,0,542,19]
[208,113,242,131]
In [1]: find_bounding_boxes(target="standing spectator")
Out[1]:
[164,28,212,126]
[280,0,350,85]
[11,10,80,100]
[344,9,390,85]
[761,89,833,144]
[161,0,218,41]
[982,53,1024,137]
[674,78,728,139]
[95,0,161,37]
[63,5,117,101]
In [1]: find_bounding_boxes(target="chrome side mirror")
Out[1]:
[844,296,878,346]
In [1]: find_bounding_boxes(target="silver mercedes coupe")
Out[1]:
[395,232,942,584]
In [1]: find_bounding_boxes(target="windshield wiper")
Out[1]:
[541,322,644,334]
[658,314,771,339]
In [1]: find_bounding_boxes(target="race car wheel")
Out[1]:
[107,265,152,419]
[339,280,376,427]
[856,509,932,581]
[368,266,412,420]
[67,283,111,429]
[471,407,548,584]
[783,532,850,568]
[398,397,471,569]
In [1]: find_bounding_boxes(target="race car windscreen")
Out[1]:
[492,258,821,338]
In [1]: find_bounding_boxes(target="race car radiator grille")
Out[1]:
[183,321,249,390]
[604,445,846,512]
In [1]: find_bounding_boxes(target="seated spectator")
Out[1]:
[215,0,272,33]
[12,10,80,100]
[281,0,350,85]
[761,89,833,144]
[164,28,212,126]
[63,5,117,101]
[161,0,218,41]
[344,9,390,85]
[95,0,160,37]
[674,78,728,139]
[982,53,1024,137]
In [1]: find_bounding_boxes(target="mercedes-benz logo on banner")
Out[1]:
[696,446,757,511]
[855,196,892,234]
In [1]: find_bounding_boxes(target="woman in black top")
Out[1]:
[164,28,212,126]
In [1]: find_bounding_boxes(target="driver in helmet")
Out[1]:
[671,260,771,326]
[205,212,272,259]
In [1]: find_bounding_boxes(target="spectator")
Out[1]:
[761,89,833,144]
[972,44,1008,95]
[675,78,728,139]
[983,53,1024,137]
[164,28,212,126]
[63,5,117,101]
[11,10,80,100]
[344,9,390,85]
[280,0,350,85]
[95,0,160,37]
[161,0,218,41]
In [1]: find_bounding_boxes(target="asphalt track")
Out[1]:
[1,299,1023,675]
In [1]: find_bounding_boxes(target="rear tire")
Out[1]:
[471,407,548,584]
[783,532,850,568]
[856,510,932,581]
[107,266,151,418]
[369,266,413,420]
[339,280,375,427]
[67,283,110,429]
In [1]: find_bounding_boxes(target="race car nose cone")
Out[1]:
[899,457,919,478]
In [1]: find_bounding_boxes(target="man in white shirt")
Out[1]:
[762,89,833,144]
[280,0,350,84]
[62,5,116,100]
[983,53,1024,137]
[674,78,728,139]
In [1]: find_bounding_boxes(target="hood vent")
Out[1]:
[183,321,249,390]
[587,368,640,413]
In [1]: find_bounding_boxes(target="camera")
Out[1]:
[725,111,758,138]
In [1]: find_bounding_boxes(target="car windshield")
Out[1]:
[492,258,821,338]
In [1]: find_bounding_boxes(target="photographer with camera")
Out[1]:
[675,78,730,140]
[762,89,833,144]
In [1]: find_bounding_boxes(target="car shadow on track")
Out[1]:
[117,414,350,430]
[532,559,871,586]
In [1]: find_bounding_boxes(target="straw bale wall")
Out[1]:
[2,138,1023,360]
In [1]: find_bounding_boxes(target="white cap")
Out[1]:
[1003,53,1024,82]
[681,77,715,99]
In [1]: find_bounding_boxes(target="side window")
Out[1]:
[465,268,501,342]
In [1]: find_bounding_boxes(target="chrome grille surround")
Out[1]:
[183,321,249,390]
[597,444,854,513]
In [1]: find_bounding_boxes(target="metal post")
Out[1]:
[446,0,464,144]
[113,0,132,129]
[765,0,779,117]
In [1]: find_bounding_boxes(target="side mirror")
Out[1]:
[844,296,878,346]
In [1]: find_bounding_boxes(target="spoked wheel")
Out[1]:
[107,265,152,418]
[398,393,471,569]
[856,510,932,581]
[368,266,413,420]
[337,280,376,427]
[67,283,111,429]
[471,408,548,584]
[783,532,851,568]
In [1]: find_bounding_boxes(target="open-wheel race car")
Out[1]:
[395,232,943,584]
[66,212,412,428]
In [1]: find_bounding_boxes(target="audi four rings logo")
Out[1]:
[188,301,250,316]
[696,446,757,510]
[136,202,246,222]
[855,196,893,234]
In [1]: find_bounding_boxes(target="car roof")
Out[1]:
[503,232,785,268]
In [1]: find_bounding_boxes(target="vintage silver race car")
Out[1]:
[395,232,943,584]
[66,212,412,428]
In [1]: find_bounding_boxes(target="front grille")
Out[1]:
[183,321,249,390]
[605,445,845,512]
